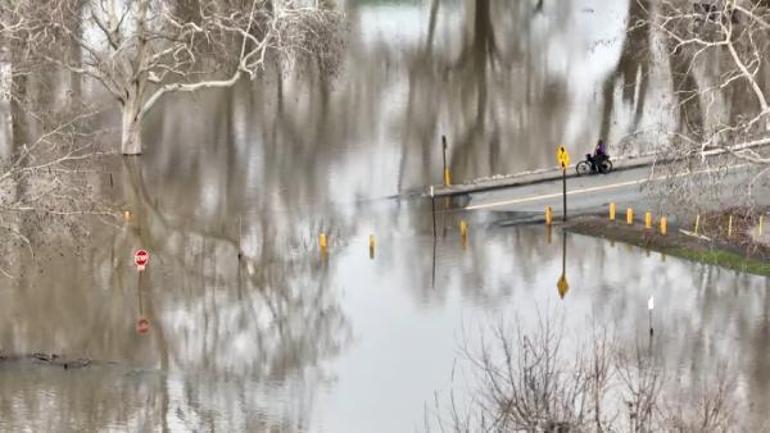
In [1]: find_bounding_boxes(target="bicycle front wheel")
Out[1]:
[600,159,613,174]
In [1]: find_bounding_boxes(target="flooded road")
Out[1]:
[1,0,769,431]
[3,212,770,431]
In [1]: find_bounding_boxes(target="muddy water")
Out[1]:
[1,0,769,432]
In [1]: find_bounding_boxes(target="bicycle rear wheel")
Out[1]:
[576,161,591,176]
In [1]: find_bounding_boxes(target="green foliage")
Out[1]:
[670,248,770,277]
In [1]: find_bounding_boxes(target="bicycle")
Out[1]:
[576,154,613,176]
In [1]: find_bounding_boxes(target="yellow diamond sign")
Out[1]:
[557,274,569,299]
[557,146,570,169]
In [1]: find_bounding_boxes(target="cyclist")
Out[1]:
[592,139,608,172]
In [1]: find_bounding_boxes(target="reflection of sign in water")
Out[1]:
[134,249,149,272]
[557,275,569,299]
[557,146,570,169]
[557,234,568,299]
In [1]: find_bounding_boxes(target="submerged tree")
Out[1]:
[0,5,113,278]
[1,0,344,155]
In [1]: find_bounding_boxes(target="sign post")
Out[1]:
[442,135,451,186]
[648,295,654,336]
[134,249,149,272]
[557,146,570,221]
[430,186,437,238]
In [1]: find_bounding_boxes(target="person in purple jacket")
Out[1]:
[591,139,609,173]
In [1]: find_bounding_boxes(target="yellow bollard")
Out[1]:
[660,217,668,235]
[728,215,733,238]
[759,215,764,237]
[460,221,468,249]
[694,214,701,235]
[369,234,376,259]
[545,207,553,225]
[626,208,634,225]
[609,203,616,221]
[443,168,452,186]
[319,233,328,255]
[645,211,652,229]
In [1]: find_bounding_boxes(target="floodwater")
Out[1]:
[1,0,769,432]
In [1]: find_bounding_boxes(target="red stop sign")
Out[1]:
[134,249,149,270]
[136,317,150,335]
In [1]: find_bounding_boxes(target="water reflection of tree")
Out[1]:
[117,149,352,376]
[397,0,577,188]
[599,0,651,140]
[0,110,352,430]
[0,364,314,432]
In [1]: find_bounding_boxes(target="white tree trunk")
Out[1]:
[121,99,142,155]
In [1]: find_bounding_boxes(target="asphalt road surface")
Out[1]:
[461,164,761,221]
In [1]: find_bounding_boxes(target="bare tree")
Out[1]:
[0,10,114,278]
[660,366,737,433]
[435,315,744,433]
[1,0,344,155]
[455,316,611,432]
[644,0,770,209]
[0,107,114,278]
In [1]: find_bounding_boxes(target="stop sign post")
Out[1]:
[134,249,149,272]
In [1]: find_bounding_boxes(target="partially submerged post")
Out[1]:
[238,216,242,260]
[695,214,701,235]
[319,233,328,256]
[430,186,437,238]
[648,295,654,336]
[459,220,468,238]
[369,234,376,259]
[442,136,451,186]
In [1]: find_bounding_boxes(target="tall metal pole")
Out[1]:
[442,135,450,186]
[442,135,447,177]
[562,168,567,221]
